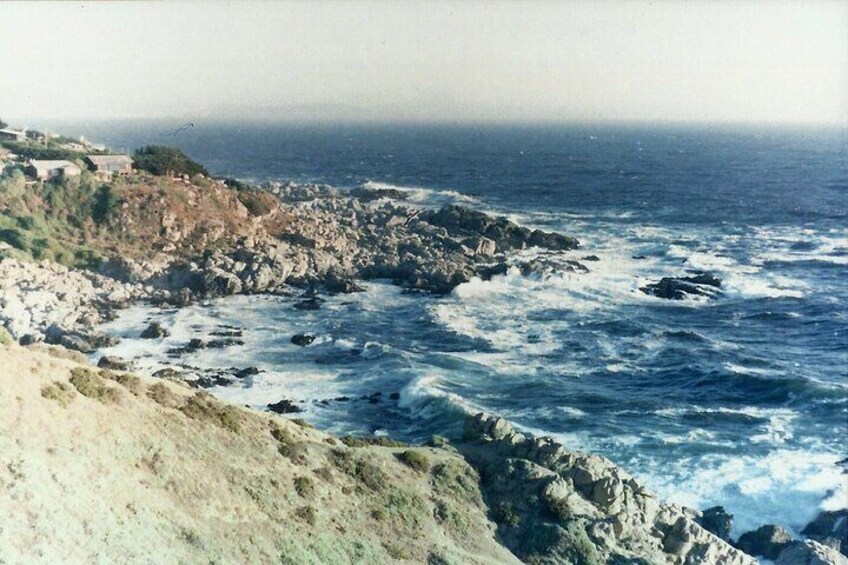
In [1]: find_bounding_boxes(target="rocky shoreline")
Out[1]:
[2,181,846,563]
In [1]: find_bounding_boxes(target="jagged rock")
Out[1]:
[696,506,734,541]
[803,510,848,556]
[291,333,316,347]
[140,322,170,339]
[459,413,756,565]
[98,355,131,371]
[294,297,323,311]
[232,367,260,379]
[736,524,794,559]
[640,271,723,300]
[266,399,304,414]
[777,539,848,565]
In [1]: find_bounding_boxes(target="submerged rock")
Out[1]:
[266,399,304,414]
[640,271,723,300]
[291,333,316,347]
[140,322,170,339]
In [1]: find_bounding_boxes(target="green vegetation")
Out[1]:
[101,369,143,396]
[376,486,428,538]
[0,326,12,346]
[0,170,111,268]
[293,476,315,498]
[69,367,122,404]
[329,449,388,492]
[179,392,241,433]
[271,425,308,464]
[0,140,84,162]
[492,502,521,528]
[543,494,573,523]
[40,381,76,407]
[433,499,469,536]
[0,118,7,129]
[147,382,180,408]
[431,462,483,506]
[133,145,208,177]
[340,435,407,448]
[294,505,317,525]
[395,450,430,473]
[237,190,275,217]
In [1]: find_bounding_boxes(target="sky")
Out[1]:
[1,1,846,125]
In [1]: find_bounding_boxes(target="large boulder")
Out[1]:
[140,322,170,339]
[736,524,794,559]
[696,506,734,542]
[803,510,848,556]
[777,540,848,565]
[640,272,722,300]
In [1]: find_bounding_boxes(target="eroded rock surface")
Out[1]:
[457,413,756,565]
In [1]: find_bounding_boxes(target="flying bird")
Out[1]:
[162,122,195,137]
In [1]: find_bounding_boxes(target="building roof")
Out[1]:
[0,128,25,136]
[87,154,133,167]
[28,160,80,172]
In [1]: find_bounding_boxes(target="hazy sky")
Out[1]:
[1,1,846,124]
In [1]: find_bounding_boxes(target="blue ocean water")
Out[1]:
[71,121,848,534]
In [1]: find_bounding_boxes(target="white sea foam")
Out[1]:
[360,180,480,207]
[644,448,848,536]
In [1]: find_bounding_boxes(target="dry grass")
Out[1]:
[179,392,241,433]
[40,381,76,407]
[69,367,122,404]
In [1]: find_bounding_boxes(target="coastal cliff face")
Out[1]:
[0,343,756,564]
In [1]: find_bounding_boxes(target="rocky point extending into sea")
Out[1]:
[1,172,846,563]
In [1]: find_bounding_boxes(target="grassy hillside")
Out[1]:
[0,343,517,564]
[0,167,286,270]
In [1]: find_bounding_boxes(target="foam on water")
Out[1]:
[360,180,480,207]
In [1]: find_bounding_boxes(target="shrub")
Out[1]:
[133,145,208,177]
[543,495,572,523]
[290,418,314,429]
[492,502,521,528]
[329,449,388,492]
[179,392,241,433]
[293,476,315,498]
[294,505,317,525]
[237,190,274,216]
[271,425,308,464]
[91,185,121,224]
[69,367,122,403]
[340,435,406,448]
[41,381,76,407]
[148,382,180,407]
[101,370,143,396]
[434,499,469,536]
[431,462,483,506]
[0,326,12,346]
[395,450,430,473]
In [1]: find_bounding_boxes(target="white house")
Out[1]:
[0,128,26,142]
[86,154,133,177]
[26,160,82,181]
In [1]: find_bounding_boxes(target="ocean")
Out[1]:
[60,120,847,535]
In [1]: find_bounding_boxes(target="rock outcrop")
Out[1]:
[457,413,756,564]
[640,272,722,300]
